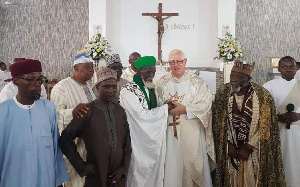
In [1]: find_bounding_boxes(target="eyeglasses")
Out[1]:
[168,59,186,65]
[18,76,48,85]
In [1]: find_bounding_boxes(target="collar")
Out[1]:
[13,96,35,109]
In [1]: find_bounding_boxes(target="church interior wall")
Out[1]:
[106,0,218,68]
[0,0,89,80]
[236,0,300,85]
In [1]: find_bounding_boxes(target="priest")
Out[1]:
[156,49,215,187]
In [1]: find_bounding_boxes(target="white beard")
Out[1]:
[143,81,155,89]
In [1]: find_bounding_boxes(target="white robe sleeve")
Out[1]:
[41,84,47,99]
[119,87,168,186]
[50,84,73,134]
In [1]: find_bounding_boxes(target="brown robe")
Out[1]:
[59,100,131,187]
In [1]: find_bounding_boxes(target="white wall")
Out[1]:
[89,0,237,68]
[105,0,218,67]
[218,0,236,37]
[89,0,106,37]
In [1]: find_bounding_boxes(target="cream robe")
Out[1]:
[263,78,300,187]
[120,82,169,187]
[121,66,136,82]
[156,71,215,187]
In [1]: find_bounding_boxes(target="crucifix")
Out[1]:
[167,92,185,139]
[169,115,180,139]
[142,3,179,62]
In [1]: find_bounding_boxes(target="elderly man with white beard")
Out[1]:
[119,56,173,187]
[213,60,286,187]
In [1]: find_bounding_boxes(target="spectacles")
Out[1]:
[18,76,48,85]
[168,59,186,65]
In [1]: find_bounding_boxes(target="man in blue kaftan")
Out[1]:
[0,59,68,187]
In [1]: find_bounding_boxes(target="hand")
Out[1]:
[237,144,254,161]
[164,99,175,110]
[277,113,288,123]
[107,169,123,185]
[227,141,238,159]
[278,113,300,124]
[72,103,89,118]
[285,112,300,124]
[169,102,186,116]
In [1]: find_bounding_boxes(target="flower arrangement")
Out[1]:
[214,33,243,63]
[85,33,111,60]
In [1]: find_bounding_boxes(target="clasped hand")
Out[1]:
[164,100,186,116]
[277,112,300,124]
[227,141,254,161]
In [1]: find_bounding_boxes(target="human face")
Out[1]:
[97,79,117,103]
[0,63,7,71]
[14,72,43,101]
[168,52,187,78]
[278,60,296,81]
[74,62,94,81]
[129,54,141,71]
[139,66,156,83]
[230,71,250,93]
[108,63,123,80]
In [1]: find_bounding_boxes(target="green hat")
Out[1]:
[135,56,156,69]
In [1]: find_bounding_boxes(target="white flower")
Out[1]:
[227,53,232,60]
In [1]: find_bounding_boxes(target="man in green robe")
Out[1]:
[213,60,286,187]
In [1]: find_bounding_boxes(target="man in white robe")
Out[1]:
[263,56,300,187]
[120,56,172,187]
[156,49,215,187]
[51,50,96,187]
[121,52,141,82]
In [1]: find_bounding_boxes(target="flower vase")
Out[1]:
[91,59,105,87]
[223,62,234,84]
[97,58,106,68]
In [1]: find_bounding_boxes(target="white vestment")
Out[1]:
[50,77,96,187]
[121,66,167,83]
[121,66,136,82]
[156,71,215,187]
[0,70,11,92]
[119,82,168,187]
[263,78,300,187]
[0,81,47,103]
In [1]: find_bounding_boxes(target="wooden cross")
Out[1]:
[168,115,180,139]
[142,3,179,62]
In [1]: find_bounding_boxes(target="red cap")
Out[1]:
[10,59,42,77]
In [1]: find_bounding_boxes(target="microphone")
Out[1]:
[286,103,295,129]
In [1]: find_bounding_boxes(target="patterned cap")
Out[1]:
[106,54,121,67]
[94,67,117,87]
[231,59,255,76]
[73,49,93,66]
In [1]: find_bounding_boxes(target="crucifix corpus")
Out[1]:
[142,3,179,62]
